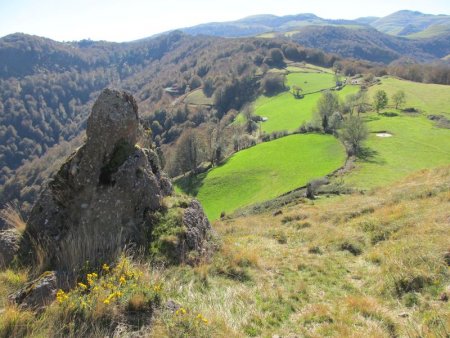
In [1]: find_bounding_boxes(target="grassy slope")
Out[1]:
[369,77,450,117]
[407,24,450,38]
[344,113,450,189]
[176,134,346,220]
[155,166,450,337]
[286,72,335,94]
[184,89,213,105]
[343,77,450,189]
[255,85,358,133]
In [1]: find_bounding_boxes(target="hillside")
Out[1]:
[177,11,450,63]
[371,10,450,37]
[0,33,299,205]
[181,13,362,37]
[289,26,450,63]
[2,165,448,336]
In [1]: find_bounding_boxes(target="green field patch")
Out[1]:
[175,134,346,220]
[286,72,336,94]
[344,112,450,189]
[184,89,213,105]
[255,85,358,134]
[285,66,323,73]
[368,77,450,118]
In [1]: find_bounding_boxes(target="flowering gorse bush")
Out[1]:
[55,257,162,322]
[166,306,212,337]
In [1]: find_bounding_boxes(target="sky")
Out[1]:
[0,0,449,42]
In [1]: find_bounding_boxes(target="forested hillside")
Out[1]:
[1,32,354,213]
[1,28,450,215]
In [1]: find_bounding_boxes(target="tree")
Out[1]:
[316,91,340,133]
[206,122,224,166]
[340,115,369,155]
[292,85,303,99]
[268,48,284,67]
[345,89,368,115]
[262,74,286,96]
[173,129,204,175]
[373,90,388,113]
[392,90,406,109]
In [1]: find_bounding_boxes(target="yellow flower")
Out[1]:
[202,318,208,324]
[103,299,110,305]
[119,275,126,285]
[180,307,186,314]
[56,289,68,303]
[77,282,88,290]
[102,264,110,272]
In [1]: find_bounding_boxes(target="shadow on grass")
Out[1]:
[363,115,381,122]
[357,147,385,164]
[175,172,207,196]
[174,157,234,196]
[380,111,399,117]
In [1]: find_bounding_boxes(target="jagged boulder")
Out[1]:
[19,89,212,274]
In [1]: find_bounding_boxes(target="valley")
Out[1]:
[0,5,449,337]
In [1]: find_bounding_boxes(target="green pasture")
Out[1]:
[344,111,450,189]
[369,77,450,117]
[176,134,346,220]
[255,85,358,133]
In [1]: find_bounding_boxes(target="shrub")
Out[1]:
[53,256,162,334]
[261,74,286,96]
[165,307,212,338]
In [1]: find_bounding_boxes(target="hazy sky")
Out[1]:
[0,0,449,42]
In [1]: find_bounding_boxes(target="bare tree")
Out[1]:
[173,129,204,175]
[340,115,369,155]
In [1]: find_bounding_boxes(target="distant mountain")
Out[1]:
[289,26,450,63]
[181,13,366,37]
[179,10,450,39]
[354,16,380,25]
[371,10,450,37]
[175,11,450,63]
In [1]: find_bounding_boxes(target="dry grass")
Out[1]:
[1,166,449,336]
[0,203,26,232]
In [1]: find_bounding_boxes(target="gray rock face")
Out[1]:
[20,89,211,274]
[19,89,210,272]
[0,228,21,268]
[182,200,213,256]
[9,271,58,311]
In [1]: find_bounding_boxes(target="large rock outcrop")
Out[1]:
[19,89,213,274]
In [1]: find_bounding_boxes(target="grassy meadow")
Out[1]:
[158,166,450,337]
[183,89,214,106]
[286,72,336,94]
[368,76,450,117]
[176,134,346,220]
[342,76,450,189]
[344,112,450,189]
[255,85,358,133]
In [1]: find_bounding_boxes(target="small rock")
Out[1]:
[440,292,448,302]
[398,312,409,318]
[0,228,21,268]
[9,271,58,311]
[166,300,181,312]
[273,210,282,216]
